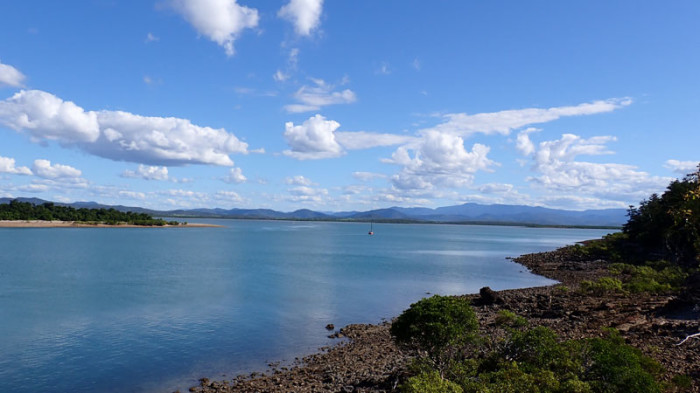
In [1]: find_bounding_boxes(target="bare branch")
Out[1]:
[674,332,700,346]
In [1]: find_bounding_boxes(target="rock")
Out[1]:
[342,385,355,392]
[326,323,335,330]
[478,286,501,305]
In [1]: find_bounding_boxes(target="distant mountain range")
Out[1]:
[0,197,628,228]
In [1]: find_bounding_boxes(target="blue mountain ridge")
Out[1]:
[0,197,627,227]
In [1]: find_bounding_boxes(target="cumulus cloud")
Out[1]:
[278,0,323,36]
[0,90,249,166]
[0,60,26,88]
[385,131,497,191]
[283,114,344,159]
[284,78,356,113]
[32,159,82,179]
[515,127,540,156]
[214,190,243,203]
[519,132,670,203]
[282,115,415,160]
[664,159,699,174]
[0,90,100,143]
[170,0,259,56]
[423,98,631,138]
[0,156,32,175]
[223,167,247,183]
[288,185,328,203]
[122,165,170,181]
[285,175,314,186]
[95,110,248,166]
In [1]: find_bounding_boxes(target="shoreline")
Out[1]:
[0,220,223,228]
[186,246,699,393]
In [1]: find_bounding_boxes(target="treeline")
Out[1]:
[575,164,700,271]
[0,200,179,226]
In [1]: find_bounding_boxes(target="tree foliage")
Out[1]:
[624,165,700,268]
[0,200,177,226]
[390,295,478,367]
[393,300,664,393]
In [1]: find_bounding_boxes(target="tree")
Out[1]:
[390,295,478,372]
[624,165,700,268]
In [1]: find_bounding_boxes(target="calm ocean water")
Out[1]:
[0,220,613,392]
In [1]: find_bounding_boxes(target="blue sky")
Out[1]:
[0,1,698,212]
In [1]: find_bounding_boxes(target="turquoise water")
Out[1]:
[0,220,613,392]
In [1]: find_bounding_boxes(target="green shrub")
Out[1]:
[505,326,581,375]
[495,310,528,328]
[391,295,478,363]
[580,277,624,296]
[583,330,663,393]
[671,374,693,390]
[466,363,560,393]
[400,370,463,393]
[609,262,688,293]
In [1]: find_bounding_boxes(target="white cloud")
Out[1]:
[520,132,671,203]
[145,32,160,43]
[515,127,540,156]
[273,70,290,82]
[278,0,323,36]
[283,114,344,159]
[385,131,497,191]
[17,184,50,193]
[95,110,248,166]
[0,156,32,175]
[352,172,385,181]
[423,98,631,138]
[376,62,391,75]
[0,61,26,88]
[32,159,82,179]
[287,185,328,203]
[285,175,314,186]
[118,190,147,200]
[122,165,170,181]
[0,90,100,143]
[0,90,249,166]
[170,0,259,56]
[478,183,514,194]
[274,48,300,82]
[223,167,247,183]
[335,131,417,150]
[214,190,243,203]
[664,159,699,174]
[284,78,356,113]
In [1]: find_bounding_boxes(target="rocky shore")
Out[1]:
[185,247,699,393]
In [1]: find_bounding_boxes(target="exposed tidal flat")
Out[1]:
[0,220,613,393]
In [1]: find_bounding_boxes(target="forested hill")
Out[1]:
[0,200,177,226]
[0,197,628,227]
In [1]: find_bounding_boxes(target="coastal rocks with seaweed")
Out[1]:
[187,246,699,393]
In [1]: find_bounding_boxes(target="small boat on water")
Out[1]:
[368,221,374,235]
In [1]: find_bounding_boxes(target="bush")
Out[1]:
[609,262,688,293]
[400,370,463,393]
[580,277,624,296]
[391,295,478,364]
[583,330,663,393]
[495,310,528,328]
